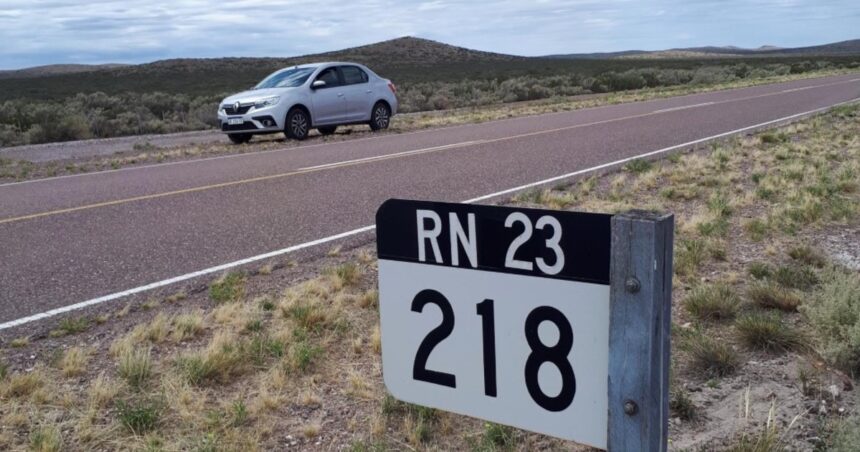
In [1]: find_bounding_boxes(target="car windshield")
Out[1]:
[254,67,315,89]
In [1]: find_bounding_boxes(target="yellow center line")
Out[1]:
[0,141,480,225]
[1,76,858,226]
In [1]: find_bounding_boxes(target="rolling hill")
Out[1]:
[0,63,131,80]
[2,36,858,104]
[547,39,860,59]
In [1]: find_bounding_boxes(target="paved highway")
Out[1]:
[1,73,858,328]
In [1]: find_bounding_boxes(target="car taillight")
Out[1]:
[387,82,397,94]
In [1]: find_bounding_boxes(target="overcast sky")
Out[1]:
[1,0,858,69]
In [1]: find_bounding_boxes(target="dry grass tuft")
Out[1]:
[683,283,741,321]
[787,245,827,268]
[735,312,804,353]
[117,346,152,389]
[171,310,206,342]
[683,333,740,378]
[175,331,247,385]
[747,282,803,312]
[29,425,62,452]
[1,368,45,399]
[87,372,120,408]
[59,346,89,377]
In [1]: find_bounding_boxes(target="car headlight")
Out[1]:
[254,96,280,108]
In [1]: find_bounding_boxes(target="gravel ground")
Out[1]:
[0,129,223,162]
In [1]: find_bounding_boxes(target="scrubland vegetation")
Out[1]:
[1,55,857,147]
[1,101,859,451]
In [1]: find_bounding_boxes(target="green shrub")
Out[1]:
[748,262,773,280]
[773,264,818,290]
[209,272,245,303]
[116,398,162,434]
[829,416,860,451]
[624,158,653,174]
[801,266,860,373]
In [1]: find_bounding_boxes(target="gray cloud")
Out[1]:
[0,0,857,69]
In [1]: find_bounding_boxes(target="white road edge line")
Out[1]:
[1,97,857,331]
[652,102,715,113]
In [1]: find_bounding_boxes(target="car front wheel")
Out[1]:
[369,102,390,131]
[285,108,310,140]
[228,133,252,144]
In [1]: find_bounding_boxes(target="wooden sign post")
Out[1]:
[608,211,673,452]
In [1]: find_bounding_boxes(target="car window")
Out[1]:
[315,67,341,87]
[254,67,314,89]
[340,66,369,85]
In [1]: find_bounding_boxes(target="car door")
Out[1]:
[310,67,347,125]
[339,65,374,122]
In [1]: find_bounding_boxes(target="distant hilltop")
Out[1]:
[2,36,859,79]
[546,38,860,59]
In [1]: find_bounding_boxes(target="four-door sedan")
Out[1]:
[218,62,398,144]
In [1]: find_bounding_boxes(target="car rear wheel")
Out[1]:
[285,108,310,140]
[228,133,252,144]
[369,102,390,131]
[318,126,337,135]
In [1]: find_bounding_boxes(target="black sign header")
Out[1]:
[376,199,611,285]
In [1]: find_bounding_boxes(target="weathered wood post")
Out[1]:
[607,210,674,452]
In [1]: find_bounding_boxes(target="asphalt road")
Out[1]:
[1,73,858,328]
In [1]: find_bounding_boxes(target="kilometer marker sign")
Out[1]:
[376,199,673,451]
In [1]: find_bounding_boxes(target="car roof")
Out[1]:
[287,62,369,70]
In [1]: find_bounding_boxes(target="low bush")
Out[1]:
[2,58,854,146]
[800,266,860,374]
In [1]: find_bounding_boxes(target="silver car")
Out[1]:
[218,62,398,144]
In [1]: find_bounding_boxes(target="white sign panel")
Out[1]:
[376,199,613,449]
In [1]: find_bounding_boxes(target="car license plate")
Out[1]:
[228,118,244,125]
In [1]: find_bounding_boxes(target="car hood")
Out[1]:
[221,87,295,104]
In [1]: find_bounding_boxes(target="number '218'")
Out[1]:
[410,289,576,412]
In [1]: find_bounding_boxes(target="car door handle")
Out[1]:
[337,93,344,97]
[365,90,373,94]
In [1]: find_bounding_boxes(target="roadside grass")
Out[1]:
[800,265,860,374]
[0,102,858,450]
[827,416,860,451]
[683,283,741,322]
[734,312,804,353]
[208,272,245,304]
[746,282,803,312]
[682,332,741,377]
[117,346,152,389]
[49,316,89,337]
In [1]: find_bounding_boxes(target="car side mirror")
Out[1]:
[311,80,326,89]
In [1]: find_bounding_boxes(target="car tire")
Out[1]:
[318,126,337,135]
[369,102,391,131]
[285,108,310,140]
[228,133,252,144]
